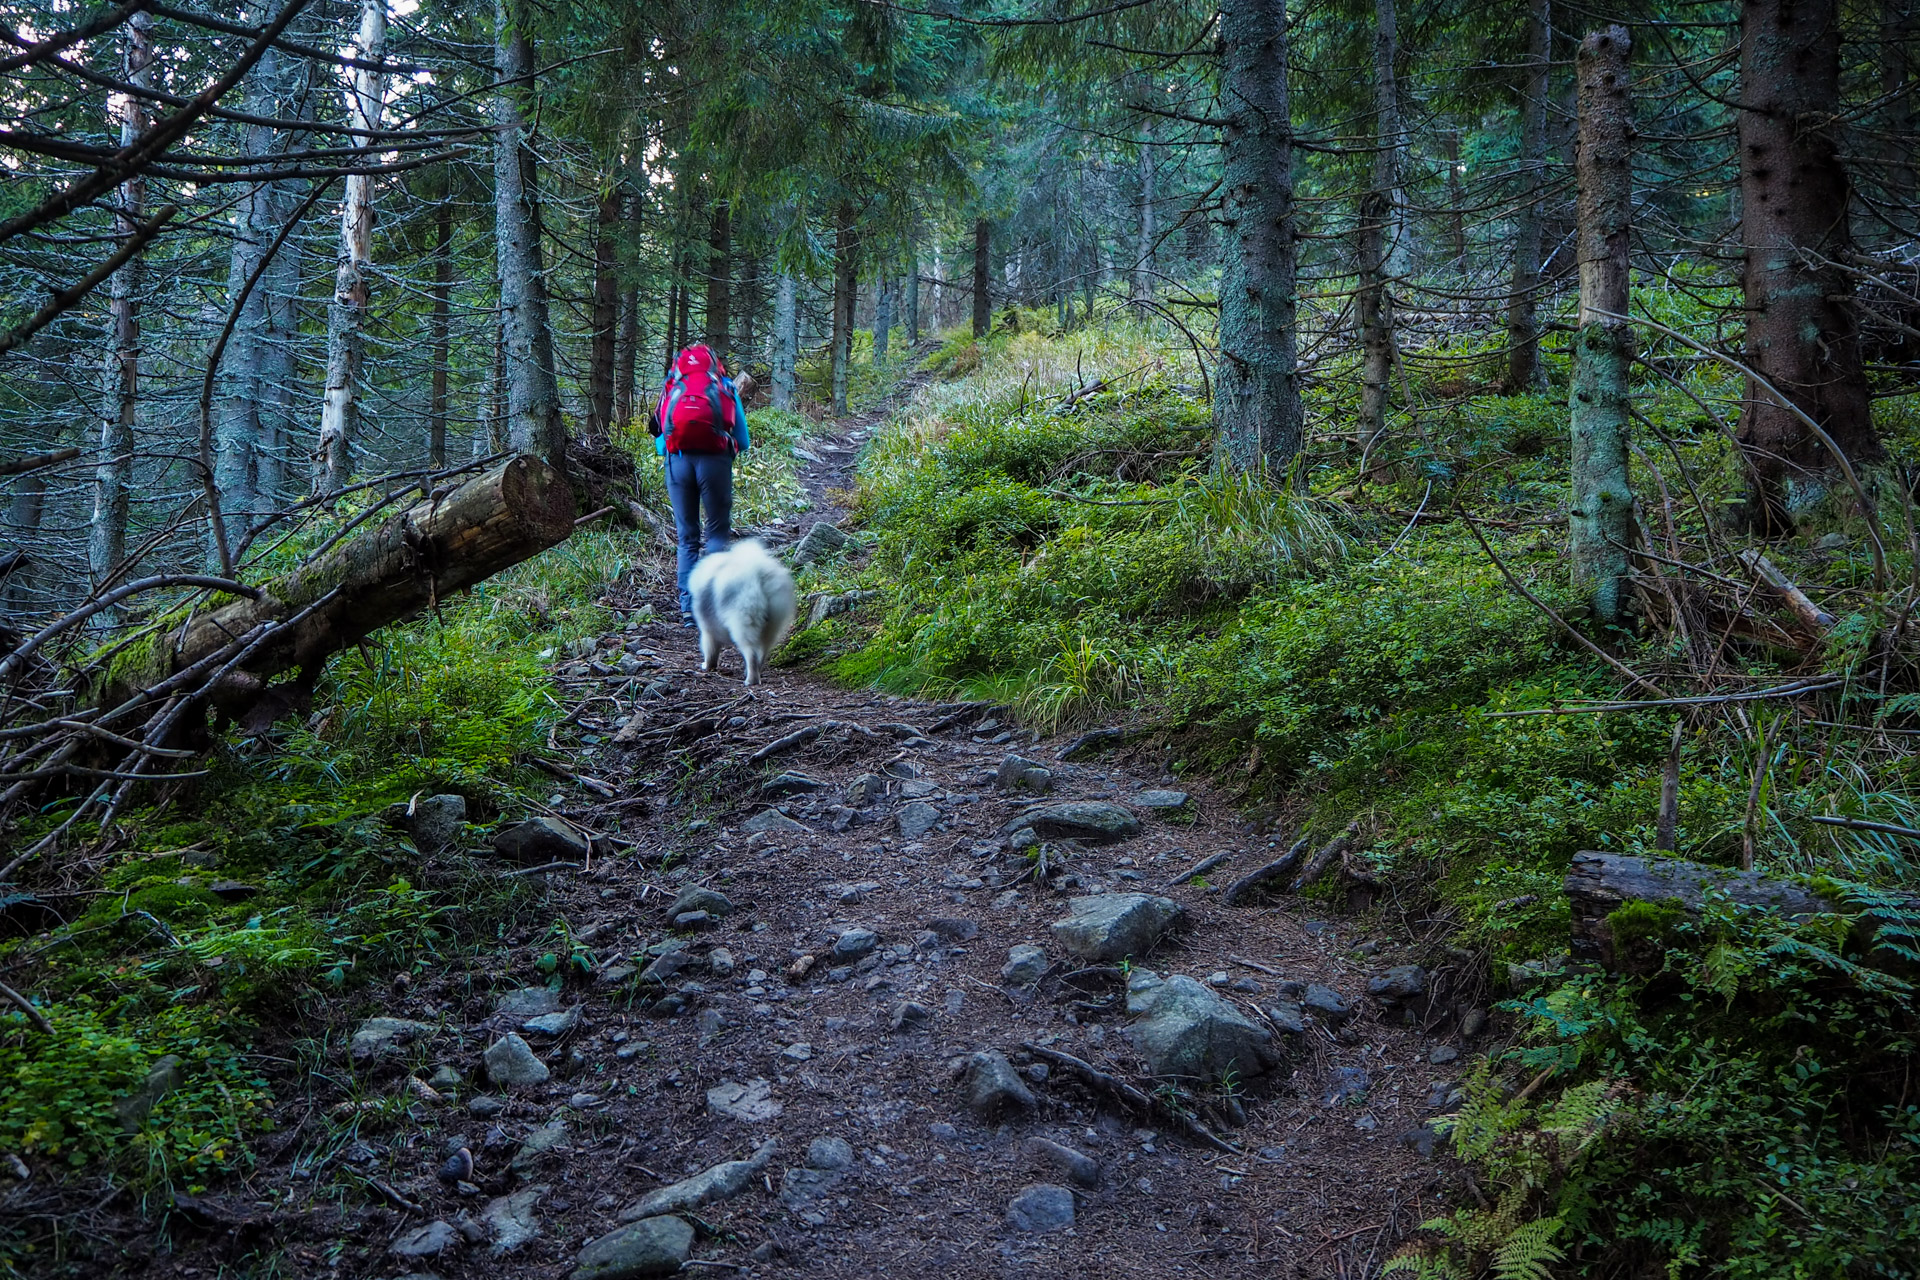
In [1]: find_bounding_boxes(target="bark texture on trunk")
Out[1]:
[97,456,574,724]
[429,199,452,467]
[1506,0,1550,392]
[905,252,920,345]
[1134,88,1156,303]
[832,204,857,415]
[972,219,991,338]
[873,275,894,363]
[613,276,639,430]
[316,0,388,495]
[91,10,154,592]
[494,0,566,470]
[1569,25,1635,626]
[1213,0,1302,475]
[772,272,797,411]
[586,187,620,441]
[705,201,731,353]
[1738,0,1878,530]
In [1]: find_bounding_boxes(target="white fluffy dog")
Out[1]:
[688,539,796,686]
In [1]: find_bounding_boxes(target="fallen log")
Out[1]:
[1736,548,1834,632]
[1567,851,1844,971]
[89,455,574,727]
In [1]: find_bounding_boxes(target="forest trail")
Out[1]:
[258,382,1469,1280]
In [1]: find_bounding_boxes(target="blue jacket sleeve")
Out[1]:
[729,387,750,453]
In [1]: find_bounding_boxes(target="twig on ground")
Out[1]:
[0,980,52,1033]
[1222,838,1310,904]
[1166,850,1232,888]
[1022,1042,1239,1155]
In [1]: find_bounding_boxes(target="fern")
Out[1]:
[1381,1250,1468,1279]
[1491,1216,1565,1280]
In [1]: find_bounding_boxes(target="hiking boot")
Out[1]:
[680,612,696,629]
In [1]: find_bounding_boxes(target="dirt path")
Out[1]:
[173,382,1467,1279]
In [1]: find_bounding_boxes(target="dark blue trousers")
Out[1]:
[665,450,734,614]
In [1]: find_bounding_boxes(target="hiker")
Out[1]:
[651,343,752,627]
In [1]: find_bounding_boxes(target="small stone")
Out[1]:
[522,1008,582,1038]
[1134,790,1189,810]
[510,1119,569,1171]
[1007,801,1142,845]
[1001,944,1049,987]
[1429,1045,1460,1065]
[1207,971,1230,986]
[439,1147,474,1184]
[673,910,712,929]
[707,1078,783,1123]
[1008,827,1040,853]
[668,885,734,919]
[1368,965,1428,1004]
[782,1043,813,1062]
[640,948,694,986]
[1460,1008,1488,1038]
[831,928,879,962]
[495,986,561,1019]
[1400,1125,1440,1158]
[1324,1066,1370,1105]
[1006,1184,1075,1234]
[408,793,468,853]
[966,1050,1036,1119]
[761,771,824,797]
[899,778,940,798]
[837,881,882,903]
[571,1215,694,1280]
[482,1184,547,1254]
[428,1064,463,1091]
[926,917,978,942]
[929,1122,960,1142]
[807,1136,854,1171]
[889,1001,930,1032]
[897,802,942,840]
[708,948,736,978]
[744,809,810,835]
[467,1095,505,1118]
[617,1139,777,1220]
[390,1219,460,1259]
[996,755,1047,790]
[1302,984,1354,1024]
[1026,1137,1099,1187]
[846,774,886,806]
[792,520,851,565]
[1049,893,1184,961]
[349,1017,436,1062]
[483,1034,549,1088]
[1264,999,1307,1035]
[491,817,589,864]
[1125,974,1276,1081]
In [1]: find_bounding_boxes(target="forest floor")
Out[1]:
[145,376,1476,1280]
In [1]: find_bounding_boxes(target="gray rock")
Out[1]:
[668,885,734,919]
[926,917,978,942]
[761,771,823,797]
[1007,801,1142,845]
[522,1008,581,1038]
[1324,1066,1370,1104]
[483,1034,549,1088]
[1125,974,1275,1081]
[467,1095,504,1118]
[349,1017,436,1062]
[494,986,561,1019]
[114,1055,184,1132]
[889,1001,930,1032]
[571,1216,694,1280]
[1134,789,1189,810]
[966,1050,1036,1119]
[792,521,851,565]
[1368,965,1428,1004]
[707,1078,783,1123]
[846,773,887,806]
[1006,1184,1075,1234]
[640,948,694,987]
[807,1136,854,1170]
[1400,1125,1440,1158]
[1001,944,1049,987]
[510,1119,569,1171]
[743,809,810,835]
[491,817,589,864]
[408,794,468,853]
[1049,893,1184,961]
[1026,1137,1099,1187]
[708,948,736,978]
[673,910,713,929]
[996,755,1050,790]
[899,778,941,798]
[618,1139,776,1221]
[1429,1045,1460,1065]
[1302,984,1354,1024]
[481,1184,546,1254]
[1460,1007,1488,1038]
[897,802,942,840]
[831,928,879,962]
[390,1220,461,1260]
[1008,826,1040,852]
[1264,999,1307,1035]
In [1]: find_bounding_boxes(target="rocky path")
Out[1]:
[242,382,1477,1280]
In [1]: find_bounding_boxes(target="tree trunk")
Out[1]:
[99,456,575,727]
[972,219,991,338]
[1213,0,1303,475]
[586,186,620,441]
[613,277,639,430]
[90,10,154,595]
[1737,0,1878,531]
[256,86,309,509]
[705,200,731,354]
[832,204,857,415]
[773,272,798,411]
[873,274,894,364]
[1135,89,1157,303]
[494,0,566,470]
[1442,130,1467,265]
[905,255,920,346]
[1506,0,1550,392]
[429,198,453,467]
[3,473,45,615]
[738,254,759,359]
[1569,25,1635,626]
[1358,0,1404,454]
[315,0,388,495]
[663,282,681,371]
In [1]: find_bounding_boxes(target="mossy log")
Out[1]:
[94,455,574,725]
[1566,851,1836,969]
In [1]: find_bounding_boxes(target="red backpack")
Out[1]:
[658,344,740,455]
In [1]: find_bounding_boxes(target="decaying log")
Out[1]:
[1289,822,1361,894]
[1567,851,1834,968]
[1736,548,1834,632]
[90,455,574,725]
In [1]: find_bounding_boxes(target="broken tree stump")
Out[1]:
[91,454,574,727]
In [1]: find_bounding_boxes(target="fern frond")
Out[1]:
[1381,1249,1468,1280]
[1491,1216,1566,1280]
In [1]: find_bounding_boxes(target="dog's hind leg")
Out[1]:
[741,646,761,686]
[699,629,723,674]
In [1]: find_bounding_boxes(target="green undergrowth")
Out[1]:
[801,312,1920,1275]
